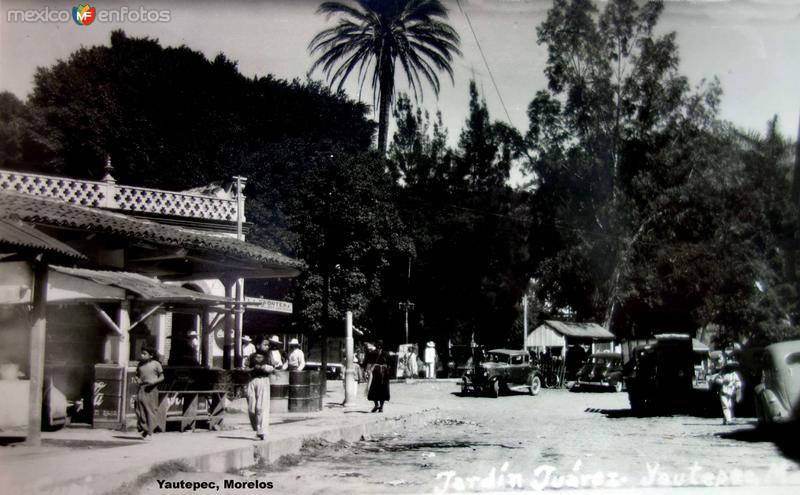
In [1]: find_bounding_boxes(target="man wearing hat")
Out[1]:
[246,336,274,440]
[266,335,288,370]
[241,335,256,362]
[424,341,437,379]
[287,338,306,371]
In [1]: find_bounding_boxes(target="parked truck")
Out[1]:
[623,334,696,413]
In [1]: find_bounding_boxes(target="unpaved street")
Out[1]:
[141,380,800,494]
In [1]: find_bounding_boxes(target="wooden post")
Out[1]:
[115,301,130,367]
[201,307,212,368]
[153,311,167,360]
[234,280,243,368]
[223,279,235,370]
[26,260,48,446]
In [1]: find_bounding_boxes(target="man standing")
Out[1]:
[287,338,306,371]
[424,341,437,379]
[246,336,274,440]
[241,335,256,362]
[716,362,743,425]
[266,335,288,370]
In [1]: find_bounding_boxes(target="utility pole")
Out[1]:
[343,311,357,407]
[398,301,415,344]
[523,296,528,351]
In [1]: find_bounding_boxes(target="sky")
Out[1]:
[1,0,799,149]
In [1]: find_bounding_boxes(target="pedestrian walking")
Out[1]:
[134,346,163,441]
[715,362,743,425]
[246,336,275,440]
[368,351,391,412]
[287,338,306,371]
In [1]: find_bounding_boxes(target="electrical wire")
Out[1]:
[455,0,515,126]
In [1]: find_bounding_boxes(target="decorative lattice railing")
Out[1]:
[0,169,242,222]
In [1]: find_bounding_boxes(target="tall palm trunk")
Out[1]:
[377,61,394,155]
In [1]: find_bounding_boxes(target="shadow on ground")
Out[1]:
[718,424,800,463]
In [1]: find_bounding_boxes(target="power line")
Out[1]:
[456,0,514,126]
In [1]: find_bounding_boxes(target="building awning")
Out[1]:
[0,218,85,259]
[49,266,231,305]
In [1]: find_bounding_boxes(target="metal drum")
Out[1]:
[269,370,289,413]
[288,370,321,412]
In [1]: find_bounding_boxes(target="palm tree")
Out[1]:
[309,0,461,154]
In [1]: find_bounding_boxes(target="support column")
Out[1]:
[234,279,243,368]
[111,301,131,367]
[223,279,235,370]
[153,311,167,360]
[201,308,213,368]
[26,261,48,446]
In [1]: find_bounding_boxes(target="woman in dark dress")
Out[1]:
[368,351,391,412]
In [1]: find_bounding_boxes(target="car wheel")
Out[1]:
[491,380,501,398]
[529,375,542,396]
[613,380,623,393]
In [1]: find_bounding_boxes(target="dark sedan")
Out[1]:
[572,352,624,392]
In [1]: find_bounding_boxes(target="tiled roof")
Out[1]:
[0,217,86,259]
[0,191,303,272]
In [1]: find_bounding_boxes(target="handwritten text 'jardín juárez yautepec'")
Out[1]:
[433,460,796,492]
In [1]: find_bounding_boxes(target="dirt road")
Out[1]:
[139,380,800,494]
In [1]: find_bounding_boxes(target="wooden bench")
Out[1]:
[156,390,226,432]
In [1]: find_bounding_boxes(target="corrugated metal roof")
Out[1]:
[542,320,615,340]
[0,218,86,259]
[50,265,230,304]
[0,191,303,272]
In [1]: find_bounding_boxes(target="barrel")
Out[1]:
[288,370,321,412]
[269,370,289,413]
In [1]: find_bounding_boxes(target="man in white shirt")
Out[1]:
[241,335,256,362]
[287,338,306,371]
[424,341,436,379]
[267,335,288,370]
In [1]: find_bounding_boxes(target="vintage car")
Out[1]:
[572,352,624,392]
[755,339,800,427]
[461,349,543,397]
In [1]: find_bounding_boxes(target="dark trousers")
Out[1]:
[136,385,159,435]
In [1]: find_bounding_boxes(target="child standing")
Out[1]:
[135,346,164,440]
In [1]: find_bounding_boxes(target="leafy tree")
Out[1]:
[27,30,374,189]
[526,0,797,345]
[308,0,461,154]
[0,92,57,172]
[387,93,451,188]
[389,83,530,349]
